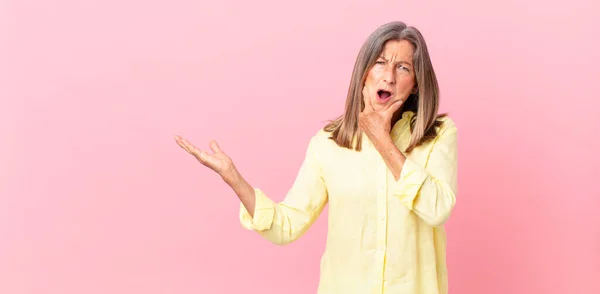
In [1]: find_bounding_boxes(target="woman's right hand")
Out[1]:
[174,135,237,182]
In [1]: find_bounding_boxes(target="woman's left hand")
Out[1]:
[358,85,404,146]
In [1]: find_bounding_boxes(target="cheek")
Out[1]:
[365,69,380,86]
[396,78,416,96]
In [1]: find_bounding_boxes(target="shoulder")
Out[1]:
[436,114,457,136]
[395,111,458,137]
[308,128,334,149]
[314,128,333,140]
[304,127,344,157]
[426,115,457,149]
[299,128,336,166]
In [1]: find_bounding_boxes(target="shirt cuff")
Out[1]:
[394,157,428,210]
[239,188,275,231]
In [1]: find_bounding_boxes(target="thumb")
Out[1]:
[209,140,223,154]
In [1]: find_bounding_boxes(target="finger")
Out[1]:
[184,143,213,166]
[178,137,203,157]
[209,140,222,154]
[185,142,204,159]
[362,86,374,112]
[183,140,198,155]
[385,99,404,116]
[188,148,221,171]
[175,135,192,153]
[175,136,222,171]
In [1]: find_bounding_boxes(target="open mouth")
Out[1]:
[377,90,392,101]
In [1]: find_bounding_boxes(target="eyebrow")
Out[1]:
[378,56,412,66]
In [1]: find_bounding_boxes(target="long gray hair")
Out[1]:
[324,21,445,152]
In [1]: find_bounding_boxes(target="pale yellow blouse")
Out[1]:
[239,111,458,294]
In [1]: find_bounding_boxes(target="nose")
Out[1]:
[383,65,396,85]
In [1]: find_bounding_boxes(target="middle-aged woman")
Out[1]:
[176,21,458,294]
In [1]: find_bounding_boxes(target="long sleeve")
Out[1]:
[392,120,458,227]
[239,133,328,245]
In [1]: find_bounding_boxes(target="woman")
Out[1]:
[175,21,457,294]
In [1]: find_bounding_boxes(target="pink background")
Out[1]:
[1,0,599,293]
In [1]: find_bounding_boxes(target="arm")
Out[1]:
[175,132,328,245]
[376,121,458,227]
[236,134,328,245]
[357,84,456,227]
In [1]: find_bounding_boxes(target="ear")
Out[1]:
[411,85,418,94]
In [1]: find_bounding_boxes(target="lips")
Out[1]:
[377,89,393,101]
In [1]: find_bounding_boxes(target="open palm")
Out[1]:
[175,135,233,176]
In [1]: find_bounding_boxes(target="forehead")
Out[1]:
[379,39,414,60]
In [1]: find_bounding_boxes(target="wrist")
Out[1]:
[372,133,394,151]
[222,167,255,203]
[378,139,406,181]
[221,166,242,187]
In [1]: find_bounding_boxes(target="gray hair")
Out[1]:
[324,21,445,152]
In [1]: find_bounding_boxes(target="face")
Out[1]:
[364,39,416,112]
